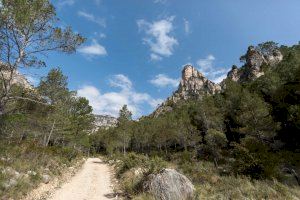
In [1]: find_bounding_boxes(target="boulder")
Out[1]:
[145,169,195,200]
[42,174,50,184]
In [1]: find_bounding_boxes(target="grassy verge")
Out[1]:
[107,152,300,200]
[0,141,83,199]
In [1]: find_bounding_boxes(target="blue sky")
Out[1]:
[23,0,300,118]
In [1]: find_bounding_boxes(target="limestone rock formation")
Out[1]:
[152,43,283,117]
[0,62,33,89]
[144,168,195,200]
[153,65,221,117]
[93,114,118,131]
[226,45,283,83]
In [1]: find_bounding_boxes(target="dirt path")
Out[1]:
[48,158,115,200]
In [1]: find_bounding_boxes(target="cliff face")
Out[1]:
[153,44,284,117]
[226,45,283,83]
[93,114,118,131]
[0,62,33,90]
[153,65,221,116]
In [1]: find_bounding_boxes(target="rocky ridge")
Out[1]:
[153,44,283,117]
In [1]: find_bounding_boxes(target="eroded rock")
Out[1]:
[145,169,195,200]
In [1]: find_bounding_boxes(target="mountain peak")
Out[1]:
[153,65,221,116]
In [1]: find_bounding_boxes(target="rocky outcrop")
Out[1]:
[226,45,283,83]
[144,169,195,200]
[0,62,33,89]
[153,65,221,117]
[152,43,283,117]
[93,114,118,131]
[173,65,221,101]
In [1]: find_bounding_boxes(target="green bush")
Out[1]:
[231,137,280,179]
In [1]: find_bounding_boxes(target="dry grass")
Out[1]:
[0,141,82,199]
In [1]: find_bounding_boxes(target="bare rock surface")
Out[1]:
[145,168,195,200]
[226,45,283,83]
[93,115,118,131]
[154,65,221,116]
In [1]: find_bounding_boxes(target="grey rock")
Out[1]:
[42,174,50,184]
[3,178,18,189]
[145,169,195,200]
[226,45,283,83]
[0,62,33,89]
[153,65,221,117]
[93,115,118,131]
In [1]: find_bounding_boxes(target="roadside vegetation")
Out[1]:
[0,0,93,199]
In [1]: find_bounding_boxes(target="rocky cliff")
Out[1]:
[0,62,33,89]
[153,65,221,116]
[93,114,118,131]
[226,45,283,83]
[153,43,283,117]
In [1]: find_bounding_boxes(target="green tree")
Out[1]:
[0,0,84,115]
[117,105,132,155]
[37,68,72,146]
[236,90,280,142]
[204,129,228,168]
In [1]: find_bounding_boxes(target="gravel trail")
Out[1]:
[48,158,115,200]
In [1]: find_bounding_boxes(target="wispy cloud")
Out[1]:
[150,74,179,88]
[78,11,106,28]
[78,39,107,58]
[78,75,162,118]
[137,16,178,61]
[57,0,75,9]
[196,54,229,83]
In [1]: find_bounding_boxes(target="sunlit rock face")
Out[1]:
[93,114,118,131]
[176,65,221,101]
[0,62,33,90]
[152,44,284,117]
[226,46,283,83]
[153,65,221,117]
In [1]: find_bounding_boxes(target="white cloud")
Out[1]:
[150,74,179,88]
[150,53,162,61]
[24,74,39,86]
[109,74,132,90]
[212,74,227,83]
[183,18,190,34]
[78,75,162,118]
[197,54,215,72]
[78,39,107,57]
[78,11,106,27]
[196,55,228,83]
[137,16,178,61]
[57,0,75,8]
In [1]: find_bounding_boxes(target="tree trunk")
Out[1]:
[213,157,218,169]
[45,120,56,147]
